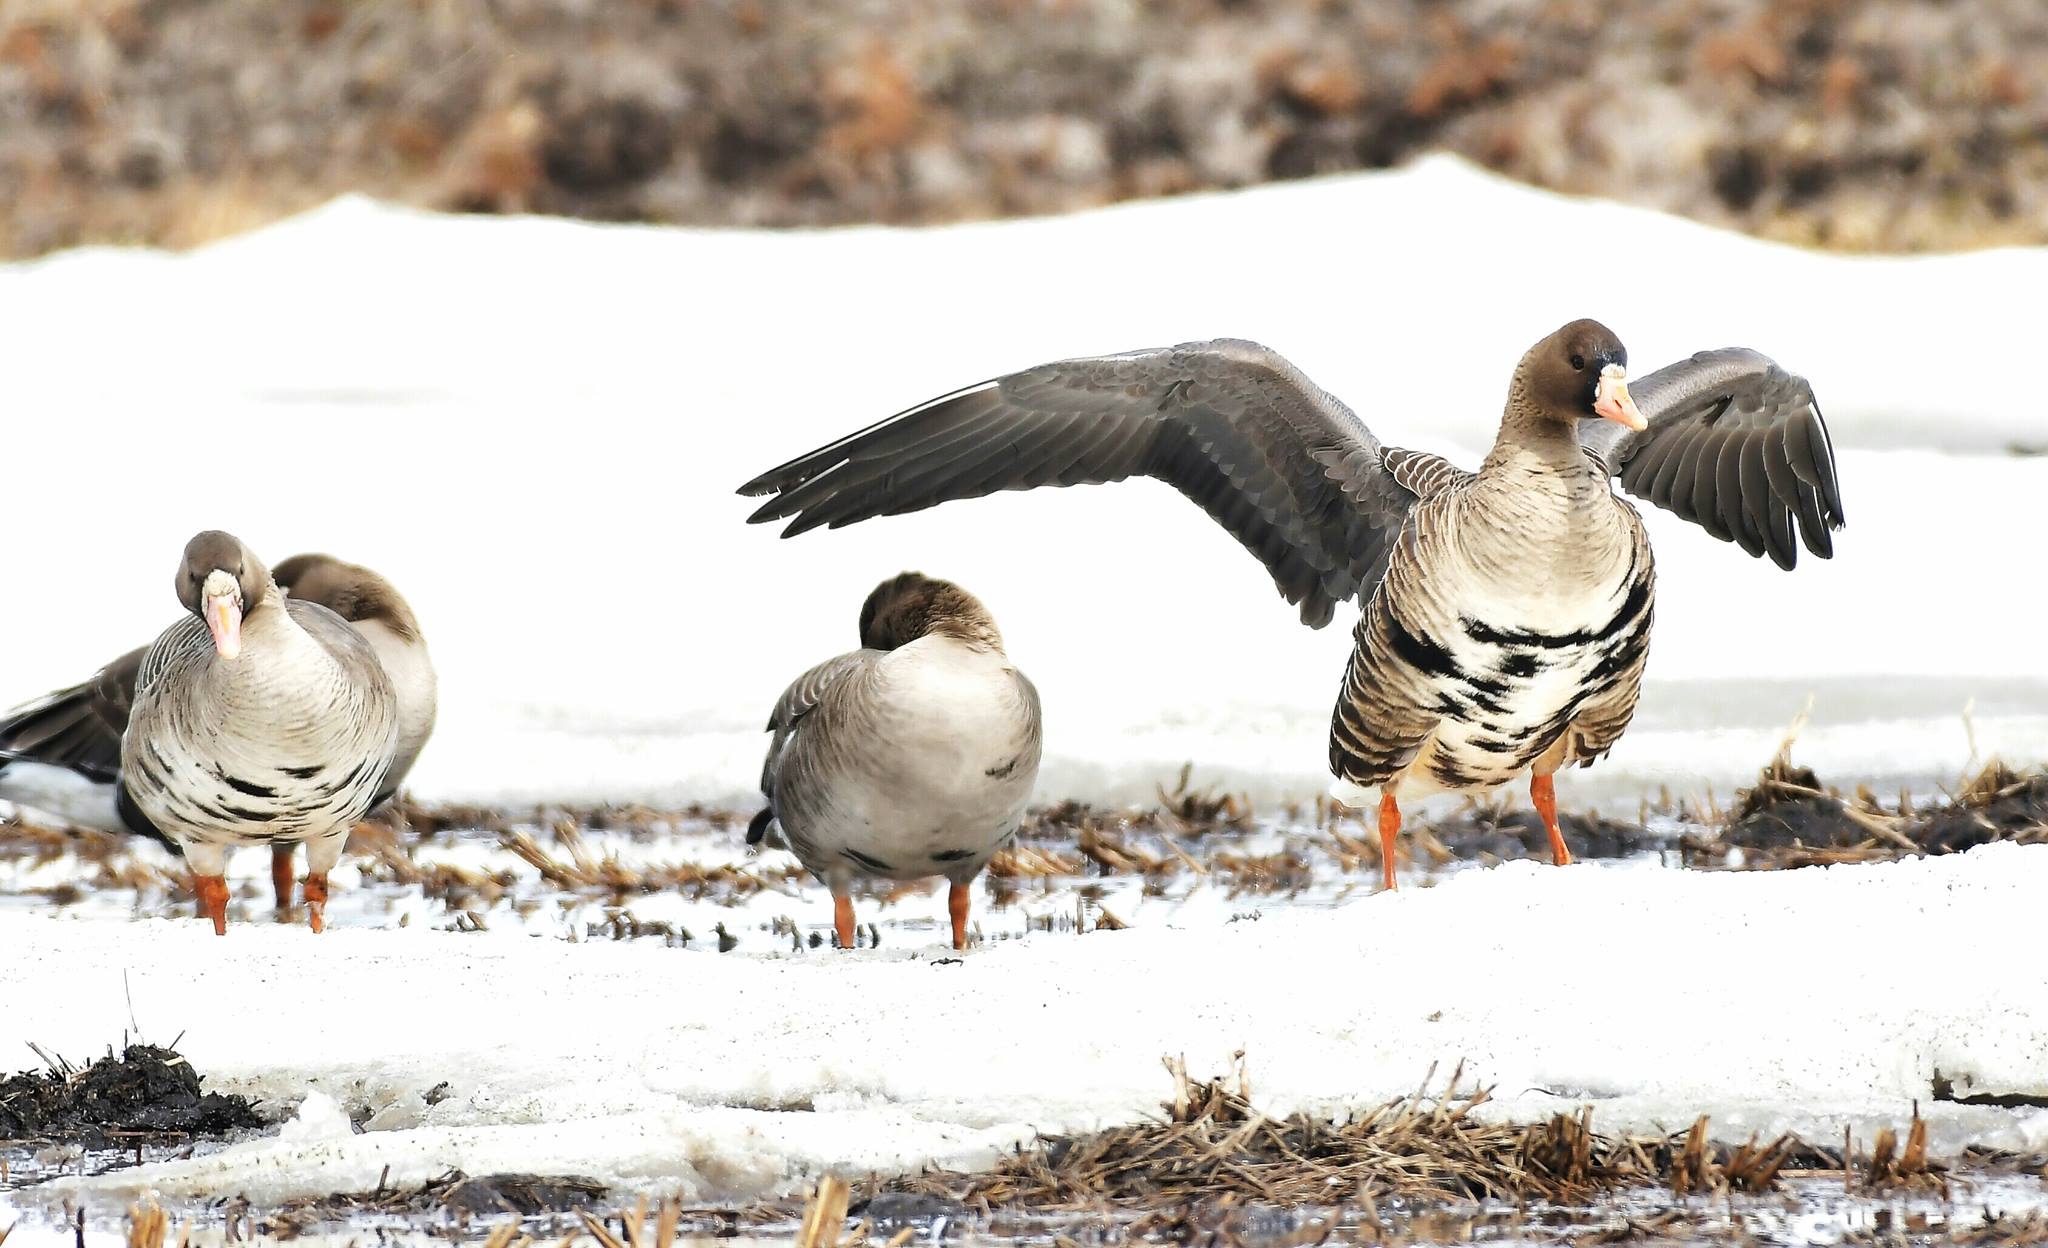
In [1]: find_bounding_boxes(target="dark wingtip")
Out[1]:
[737,466,800,498]
[746,807,774,845]
[781,512,830,538]
[1298,596,1336,630]
[745,496,796,526]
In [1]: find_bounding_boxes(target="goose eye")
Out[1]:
[1570,354,1586,371]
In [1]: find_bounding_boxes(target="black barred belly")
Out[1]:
[125,740,386,846]
[1399,577,1651,794]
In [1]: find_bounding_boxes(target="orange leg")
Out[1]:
[1377,792,1402,892]
[833,894,855,950]
[303,872,329,934]
[270,844,296,912]
[193,874,229,935]
[948,881,971,951]
[1531,773,1574,867]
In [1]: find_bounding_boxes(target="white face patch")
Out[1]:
[201,568,241,604]
[1600,362,1627,386]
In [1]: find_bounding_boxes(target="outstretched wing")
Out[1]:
[1582,348,1845,569]
[738,340,1420,628]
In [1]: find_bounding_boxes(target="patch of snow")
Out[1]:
[0,844,2042,1216]
[276,1091,356,1145]
[0,158,2041,814]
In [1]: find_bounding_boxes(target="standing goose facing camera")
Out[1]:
[0,552,436,915]
[750,573,1041,950]
[740,320,1843,888]
[123,532,400,933]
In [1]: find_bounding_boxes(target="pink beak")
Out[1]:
[206,595,243,660]
[1594,371,1646,431]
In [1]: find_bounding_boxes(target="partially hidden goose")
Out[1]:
[748,572,1041,950]
[0,539,417,931]
[739,320,1843,888]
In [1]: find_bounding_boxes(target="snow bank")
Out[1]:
[1,844,2043,1213]
[0,156,2041,812]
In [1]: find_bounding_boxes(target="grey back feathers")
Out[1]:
[274,553,437,802]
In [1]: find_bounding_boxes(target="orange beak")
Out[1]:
[206,594,243,660]
[1594,367,1646,431]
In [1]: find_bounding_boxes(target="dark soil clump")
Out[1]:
[269,1167,608,1234]
[0,1044,263,1145]
[1430,805,1649,861]
[440,1172,608,1217]
[1694,755,2048,868]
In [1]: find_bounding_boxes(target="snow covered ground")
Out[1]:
[1,159,2046,1240]
[0,154,2041,814]
[2,845,2046,1223]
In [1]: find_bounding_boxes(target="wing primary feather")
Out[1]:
[738,380,1004,497]
[1715,434,1765,557]
[1762,499,1799,570]
[750,393,1021,524]
[1648,424,1704,520]
[1762,420,1803,507]
[788,409,1047,534]
[1690,428,1735,542]
[1793,479,1833,558]
[1793,408,1845,525]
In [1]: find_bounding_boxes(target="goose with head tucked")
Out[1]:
[739,320,1843,888]
[119,532,400,933]
[0,552,435,917]
[749,572,1041,950]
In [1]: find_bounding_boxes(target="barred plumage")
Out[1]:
[119,532,402,932]
[0,554,436,852]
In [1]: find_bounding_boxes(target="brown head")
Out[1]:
[1513,319,1646,431]
[273,553,422,642]
[174,530,272,661]
[857,572,1001,651]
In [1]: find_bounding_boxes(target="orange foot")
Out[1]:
[303,872,330,934]
[1531,773,1574,867]
[1378,791,1402,892]
[193,874,229,935]
[833,895,855,950]
[948,881,970,951]
[270,843,296,912]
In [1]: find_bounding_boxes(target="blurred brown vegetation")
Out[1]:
[2,0,2046,256]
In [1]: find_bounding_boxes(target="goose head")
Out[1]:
[858,571,1001,651]
[174,530,271,661]
[1520,319,1646,432]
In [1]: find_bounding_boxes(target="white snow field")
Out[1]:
[1,845,2046,1218]
[0,154,2041,814]
[1,159,2046,1236]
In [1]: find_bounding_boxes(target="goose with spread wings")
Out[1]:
[739,319,1843,888]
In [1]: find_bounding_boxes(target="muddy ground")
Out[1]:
[4,1,2048,258]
